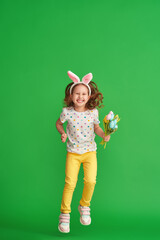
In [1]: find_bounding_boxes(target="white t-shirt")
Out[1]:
[60,106,100,154]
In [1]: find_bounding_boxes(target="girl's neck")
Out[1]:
[73,106,88,112]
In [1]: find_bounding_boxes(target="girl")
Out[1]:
[56,71,110,233]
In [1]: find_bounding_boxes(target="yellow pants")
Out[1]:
[60,151,97,214]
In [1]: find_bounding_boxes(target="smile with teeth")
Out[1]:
[77,100,84,103]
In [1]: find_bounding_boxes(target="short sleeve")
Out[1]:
[60,108,68,123]
[93,108,100,124]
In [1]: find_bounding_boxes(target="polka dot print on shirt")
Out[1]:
[60,106,100,154]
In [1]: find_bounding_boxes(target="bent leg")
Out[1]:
[80,151,97,207]
[60,152,81,213]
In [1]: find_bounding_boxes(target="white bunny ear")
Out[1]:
[82,73,93,84]
[67,71,80,83]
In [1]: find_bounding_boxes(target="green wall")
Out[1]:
[1,0,160,239]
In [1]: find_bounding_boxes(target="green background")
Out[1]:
[0,0,160,239]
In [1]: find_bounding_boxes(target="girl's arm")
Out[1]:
[94,124,111,142]
[94,124,105,138]
[56,118,67,142]
[56,118,66,135]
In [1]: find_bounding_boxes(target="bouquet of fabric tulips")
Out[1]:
[100,111,120,149]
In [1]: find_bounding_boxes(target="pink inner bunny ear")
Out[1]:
[67,71,80,83]
[82,73,93,84]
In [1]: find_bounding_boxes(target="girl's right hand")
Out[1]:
[61,133,67,143]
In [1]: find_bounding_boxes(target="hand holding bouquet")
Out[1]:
[100,111,120,149]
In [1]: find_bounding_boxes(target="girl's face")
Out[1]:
[71,84,90,108]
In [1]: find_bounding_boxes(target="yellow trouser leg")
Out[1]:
[60,152,81,213]
[80,151,97,207]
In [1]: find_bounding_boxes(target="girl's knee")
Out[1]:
[65,176,77,190]
[84,178,96,186]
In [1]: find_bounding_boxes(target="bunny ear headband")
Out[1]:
[67,71,93,96]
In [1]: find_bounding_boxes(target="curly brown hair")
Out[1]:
[63,81,104,110]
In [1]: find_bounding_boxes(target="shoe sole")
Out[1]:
[58,225,70,233]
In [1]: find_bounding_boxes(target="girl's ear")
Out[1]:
[82,73,93,84]
[67,71,80,83]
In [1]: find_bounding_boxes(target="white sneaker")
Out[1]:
[78,205,91,225]
[58,213,70,233]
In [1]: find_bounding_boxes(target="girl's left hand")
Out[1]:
[103,134,111,142]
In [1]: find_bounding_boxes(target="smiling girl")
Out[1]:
[56,71,110,233]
